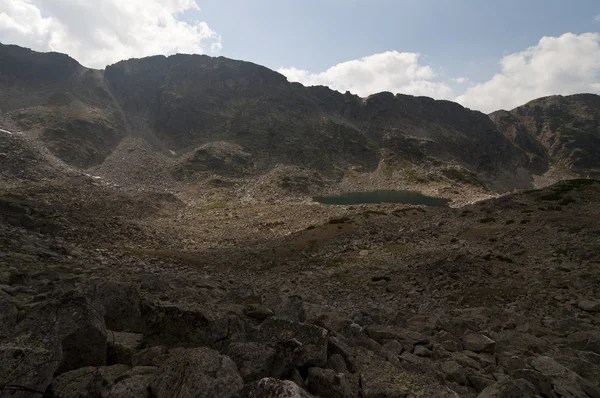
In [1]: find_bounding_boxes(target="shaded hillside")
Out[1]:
[490,94,600,177]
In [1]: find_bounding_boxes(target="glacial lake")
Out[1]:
[313,190,450,207]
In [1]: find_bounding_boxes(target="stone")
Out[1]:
[478,378,541,398]
[435,330,463,352]
[276,295,307,323]
[441,360,467,385]
[306,367,353,398]
[91,280,143,332]
[107,331,142,365]
[365,325,425,345]
[50,364,130,398]
[0,307,62,398]
[131,345,167,367]
[150,347,243,398]
[56,293,108,374]
[327,353,349,373]
[467,373,495,393]
[108,375,153,398]
[142,301,245,350]
[462,333,496,354]
[360,360,458,398]
[567,331,600,354]
[0,291,18,340]
[225,342,276,382]
[529,355,600,398]
[238,378,314,398]
[243,304,275,320]
[578,299,600,313]
[254,318,328,367]
[413,345,432,357]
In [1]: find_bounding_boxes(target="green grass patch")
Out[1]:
[202,201,228,209]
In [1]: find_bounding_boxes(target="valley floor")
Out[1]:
[0,177,599,397]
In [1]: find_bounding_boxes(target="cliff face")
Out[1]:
[490,94,600,177]
[2,43,596,191]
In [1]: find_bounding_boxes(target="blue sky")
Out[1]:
[1,0,600,112]
[193,0,599,82]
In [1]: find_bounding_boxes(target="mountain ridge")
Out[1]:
[1,42,598,199]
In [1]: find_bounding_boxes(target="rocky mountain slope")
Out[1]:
[0,176,599,397]
[490,94,600,178]
[0,42,561,198]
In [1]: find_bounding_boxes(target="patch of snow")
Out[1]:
[169,150,176,155]
[0,128,14,135]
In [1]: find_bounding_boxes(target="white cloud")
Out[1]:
[456,32,600,113]
[453,77,470,84]
[595,14,600,22]
[278,51,454,100]
[0,0,221,68]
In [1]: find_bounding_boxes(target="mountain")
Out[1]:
[1,43,598,196]
[490,94,600,178]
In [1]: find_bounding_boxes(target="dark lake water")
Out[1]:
[313,190,450,207]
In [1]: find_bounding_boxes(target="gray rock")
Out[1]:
[276,295,307,322]
[0,291,17,340]
[91,280,143,332]
[0,307,62,398]
[108,375,153,398]
[56,293,107,374]
[254,318,328,367]
[151,347,243,398]
[142,301,245,349]
[436,330,463,352]
[50,364,130,398]
[237,378,314,398]
[577,299,600,313]
[467,373,495,393]
[476,378,537,398]
[361,360,458,398]
[225,342,276,382]
[567,331,600,354]
[413,345,432,357]
[306,367,353,398]
[131,345,167,367]
[327,353,349,373]
[462,333,496,354]
[243,304,275,320]
[107,331,142,365]
[441,360,467,385]
[529,355,600,398]
[365,325,425,345]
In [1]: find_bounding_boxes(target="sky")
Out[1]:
[1,0,600,113]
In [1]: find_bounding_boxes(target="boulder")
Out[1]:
[327,353,349,373]
[306,367,353,398]
[108,375,153,398]
[253,318,328,367]
[0,307,62,398]
[91,280,143,332]
[150,347,243,398]
[476,378,537,398]
[225,342,277,382]
[56,293,107,374]
[142,301,245,349]
[441,360,467,385]
[50,364,130,398]
[237,378,314,398]
[567,331,600,354]
[577,299,600,313]
[529,355,600,398]
[107,331,142,365]
[243,304,275,320]
[131,345,167,367]
[462,333,496,354]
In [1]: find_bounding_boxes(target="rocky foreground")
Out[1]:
[0,177,599,397]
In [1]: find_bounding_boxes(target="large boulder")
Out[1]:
[150,347,243,398]
[56,293,107,374]
[237,378,314,398]
[476,378,537,398]
[142,301,245,349]
[49,364,130,398]
[107,331,143,366]
[0,306,62,398]
[225,342,277,382]
[305,367,353,398]
[90,280,143,332]
[360,361,458,398]
[108,375,153,398]
[462,333,496,354]
[253,318,328,368]
[529,355,600,398]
